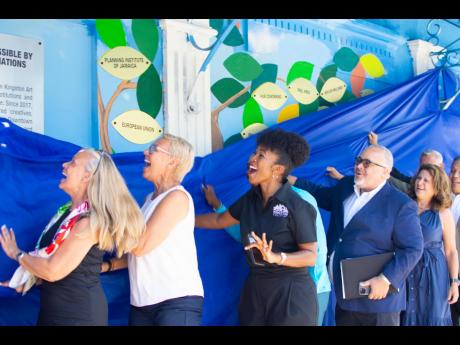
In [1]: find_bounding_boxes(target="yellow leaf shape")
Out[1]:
[360,54,385,78]
[318,106,329,110]
[112,110,163,144]
[251,82,287,111]
[99,46,151,80]
[240,123,268,139]
[287,78,319,105]
[277,104,300,123]
[320,77,347,103]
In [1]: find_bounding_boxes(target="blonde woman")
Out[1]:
[109,134,204,326]
[0,149,144,325]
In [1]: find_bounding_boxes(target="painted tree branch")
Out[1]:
[211,85,250,152]
[97,80,109,152]
[101,80,137,153]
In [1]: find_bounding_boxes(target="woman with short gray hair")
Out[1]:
[109,134,204,326]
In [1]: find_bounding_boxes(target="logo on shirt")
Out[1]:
[273,204,289,218]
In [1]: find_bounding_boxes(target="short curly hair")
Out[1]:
[409,164,452,211]
[256,128,310,178]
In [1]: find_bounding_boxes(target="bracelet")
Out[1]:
[15,251,26,262]
[450,278,460,284]
[104,259,113,272]
[278,252,287,265]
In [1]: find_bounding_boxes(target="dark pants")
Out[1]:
[451,285,460,326]
[129,296,203,326]
[239,269,318,326]
[335,304,400,326]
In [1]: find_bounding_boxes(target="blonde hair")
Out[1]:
[81,149,145,257]
[163,134,195,182]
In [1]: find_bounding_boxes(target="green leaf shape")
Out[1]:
[96,19,127,48]
[250,64,278,94]
[337,89,356,104]
[211,78,250,108]
[210,19,244,47]
[243,98,264,128]
[316,64,337,92]
[137,66,162,118]
[249,63,278,94]
[333,47,359,72]
[210,19,224,33]
[223,26,244,46]
[132,19,159,61]
[224,133,243,147]
[223,52,263,82]
[299,99,319,115]
[287,61,314,85]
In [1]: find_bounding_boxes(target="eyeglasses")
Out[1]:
[354,156,388,169]
[94,149,109,174]
[148,143,170,155]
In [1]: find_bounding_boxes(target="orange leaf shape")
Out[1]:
[351,62,366,97]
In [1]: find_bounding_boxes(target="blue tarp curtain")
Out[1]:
[0,67,459,325]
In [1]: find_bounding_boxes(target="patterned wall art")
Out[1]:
[211,36,386,151]
[96,19,163,153]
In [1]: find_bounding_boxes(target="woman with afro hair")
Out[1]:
[196,129,318,325]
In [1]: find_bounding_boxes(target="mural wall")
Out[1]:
[210,19,412,151]
[96,19,164,153]
[0,19,420,154]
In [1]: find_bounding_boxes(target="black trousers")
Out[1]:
[335,304,400,326]
[450,285,460,326]
[239,269,318,326]
[129,296,203,326]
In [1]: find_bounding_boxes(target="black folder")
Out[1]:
[340,252,398,300]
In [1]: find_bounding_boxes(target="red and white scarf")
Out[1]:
[8,201,90,294]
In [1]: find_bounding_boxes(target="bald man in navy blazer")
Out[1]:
[290,145,423,326]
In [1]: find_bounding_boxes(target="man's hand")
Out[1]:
[326,166,344,180]
[287,175,298,185]
[368,131,378,145]
[360,274,390,300]
[201,184,222,210]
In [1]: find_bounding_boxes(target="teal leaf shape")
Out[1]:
[250,64,278,94]
[333,47,359,72]
[137,66,162,118]
[211,78,250,108]
[223,52,263,82]
[316,64,337,92]
[132,19,159,62]
[224,133,243,147]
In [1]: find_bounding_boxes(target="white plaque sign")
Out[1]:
[0,33,44,133]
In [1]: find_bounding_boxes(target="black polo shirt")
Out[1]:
[229,181,317,271]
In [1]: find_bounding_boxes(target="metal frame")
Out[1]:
[426,19,460,67]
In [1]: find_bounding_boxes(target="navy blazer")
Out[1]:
[294,176,423,313]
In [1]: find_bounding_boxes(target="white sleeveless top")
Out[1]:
[128,185,204,307]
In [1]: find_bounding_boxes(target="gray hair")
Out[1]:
[367,144,394,170]
[163,134,195,182]
[421,150,443,165]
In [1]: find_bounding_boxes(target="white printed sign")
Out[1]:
[0,33,44,133]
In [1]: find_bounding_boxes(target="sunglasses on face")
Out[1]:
[148,143,170,155]
[355,156,387,169]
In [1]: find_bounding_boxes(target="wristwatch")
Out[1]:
[15,251,26,262]
[450,278,460,284]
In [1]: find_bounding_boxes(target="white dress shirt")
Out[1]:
[328,180,387,282]
[343,180,387,228]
